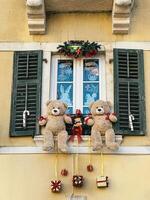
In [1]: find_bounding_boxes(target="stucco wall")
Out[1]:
[0,1,150,200]
[0,0,150,42]
[0,154,150,200]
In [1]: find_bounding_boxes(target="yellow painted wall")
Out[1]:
[0,154,150,200]
[0,1,150,200]
[0,0,150,42]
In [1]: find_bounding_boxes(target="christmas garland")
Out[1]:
[57,40,101,59]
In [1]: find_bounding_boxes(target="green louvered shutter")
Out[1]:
[114,49,146,135]
[10,51,43,136]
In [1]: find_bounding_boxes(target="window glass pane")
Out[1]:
[57,59,73,114]
[57,83,73,107]
[83,107,90,114]
[83,83,99,106]
[83,59,99,81]
[66,107,73,114]
[83,59,100,114]
[57,60,73,82]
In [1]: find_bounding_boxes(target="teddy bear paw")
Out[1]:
[60,148,67,153]
[58,145,68,153]
[43,145,54,151]
[93,143,103,151]
[106,142,119,151]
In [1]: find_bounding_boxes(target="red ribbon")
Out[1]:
[68,126,83,143]
[96,177,108,183]
[97,180,107,183]
[38,116,47,121]
[105,113,116,121]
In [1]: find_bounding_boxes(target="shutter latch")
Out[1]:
[129,114,135,131]
[23,110,30,128]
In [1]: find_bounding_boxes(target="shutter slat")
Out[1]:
[114,49,146,135]
[10,51,42,136]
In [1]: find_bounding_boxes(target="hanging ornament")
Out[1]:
[50,180,62,192]
[96,176,109,188]
[51,148,62,193]
[61,169,68,176]
[87,137,94,172]
[87,164,94,172]
[73,175,84,187]
[72,137,84,187]
[96,152,109,188]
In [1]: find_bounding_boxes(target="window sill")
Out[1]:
[33,135,123,153]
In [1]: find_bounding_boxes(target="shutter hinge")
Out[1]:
[42,58,48,63]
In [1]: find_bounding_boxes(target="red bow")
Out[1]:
[38,116,47,121]
[105,113,116,121]
[68,126,83,143]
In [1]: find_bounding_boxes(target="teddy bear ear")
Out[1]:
[46,100,52,106]
[63,102,68,109]
[89,101,94,109]
[106,101,112,108]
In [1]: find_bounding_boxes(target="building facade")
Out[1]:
[0,0,150,200]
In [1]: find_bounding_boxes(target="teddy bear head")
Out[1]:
[89,100,112,116]
[46,100,68,116]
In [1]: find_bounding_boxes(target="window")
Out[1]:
[50,55,106,114]
[10,48,146,137]
[114,49,146,135]
[10,51,43,136]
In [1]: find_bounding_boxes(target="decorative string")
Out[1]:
[72,154,75,196]
[89,136,92,165]
[100,152,104,176]
[75,140,79,174]
[55,143,58,180]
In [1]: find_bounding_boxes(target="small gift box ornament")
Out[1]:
[73,175,84,187]
[96,176,109,188]
[50,180,62,193]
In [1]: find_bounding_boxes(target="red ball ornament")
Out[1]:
[61,169,68,176]
[76,49,82,57]
[87,164,94,172]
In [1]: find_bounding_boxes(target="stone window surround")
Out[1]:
[1,41,150,154]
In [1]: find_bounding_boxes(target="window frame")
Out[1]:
[50,54,106,114]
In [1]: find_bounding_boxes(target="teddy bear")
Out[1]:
[85,100,119,151]
[115,0,132,6]
[38,100,72,152]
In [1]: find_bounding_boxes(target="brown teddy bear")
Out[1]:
[39,100,72,152]
[86,100,119,151]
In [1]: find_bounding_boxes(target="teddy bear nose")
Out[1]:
[98,108,102,111]
[53,109,58,113]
